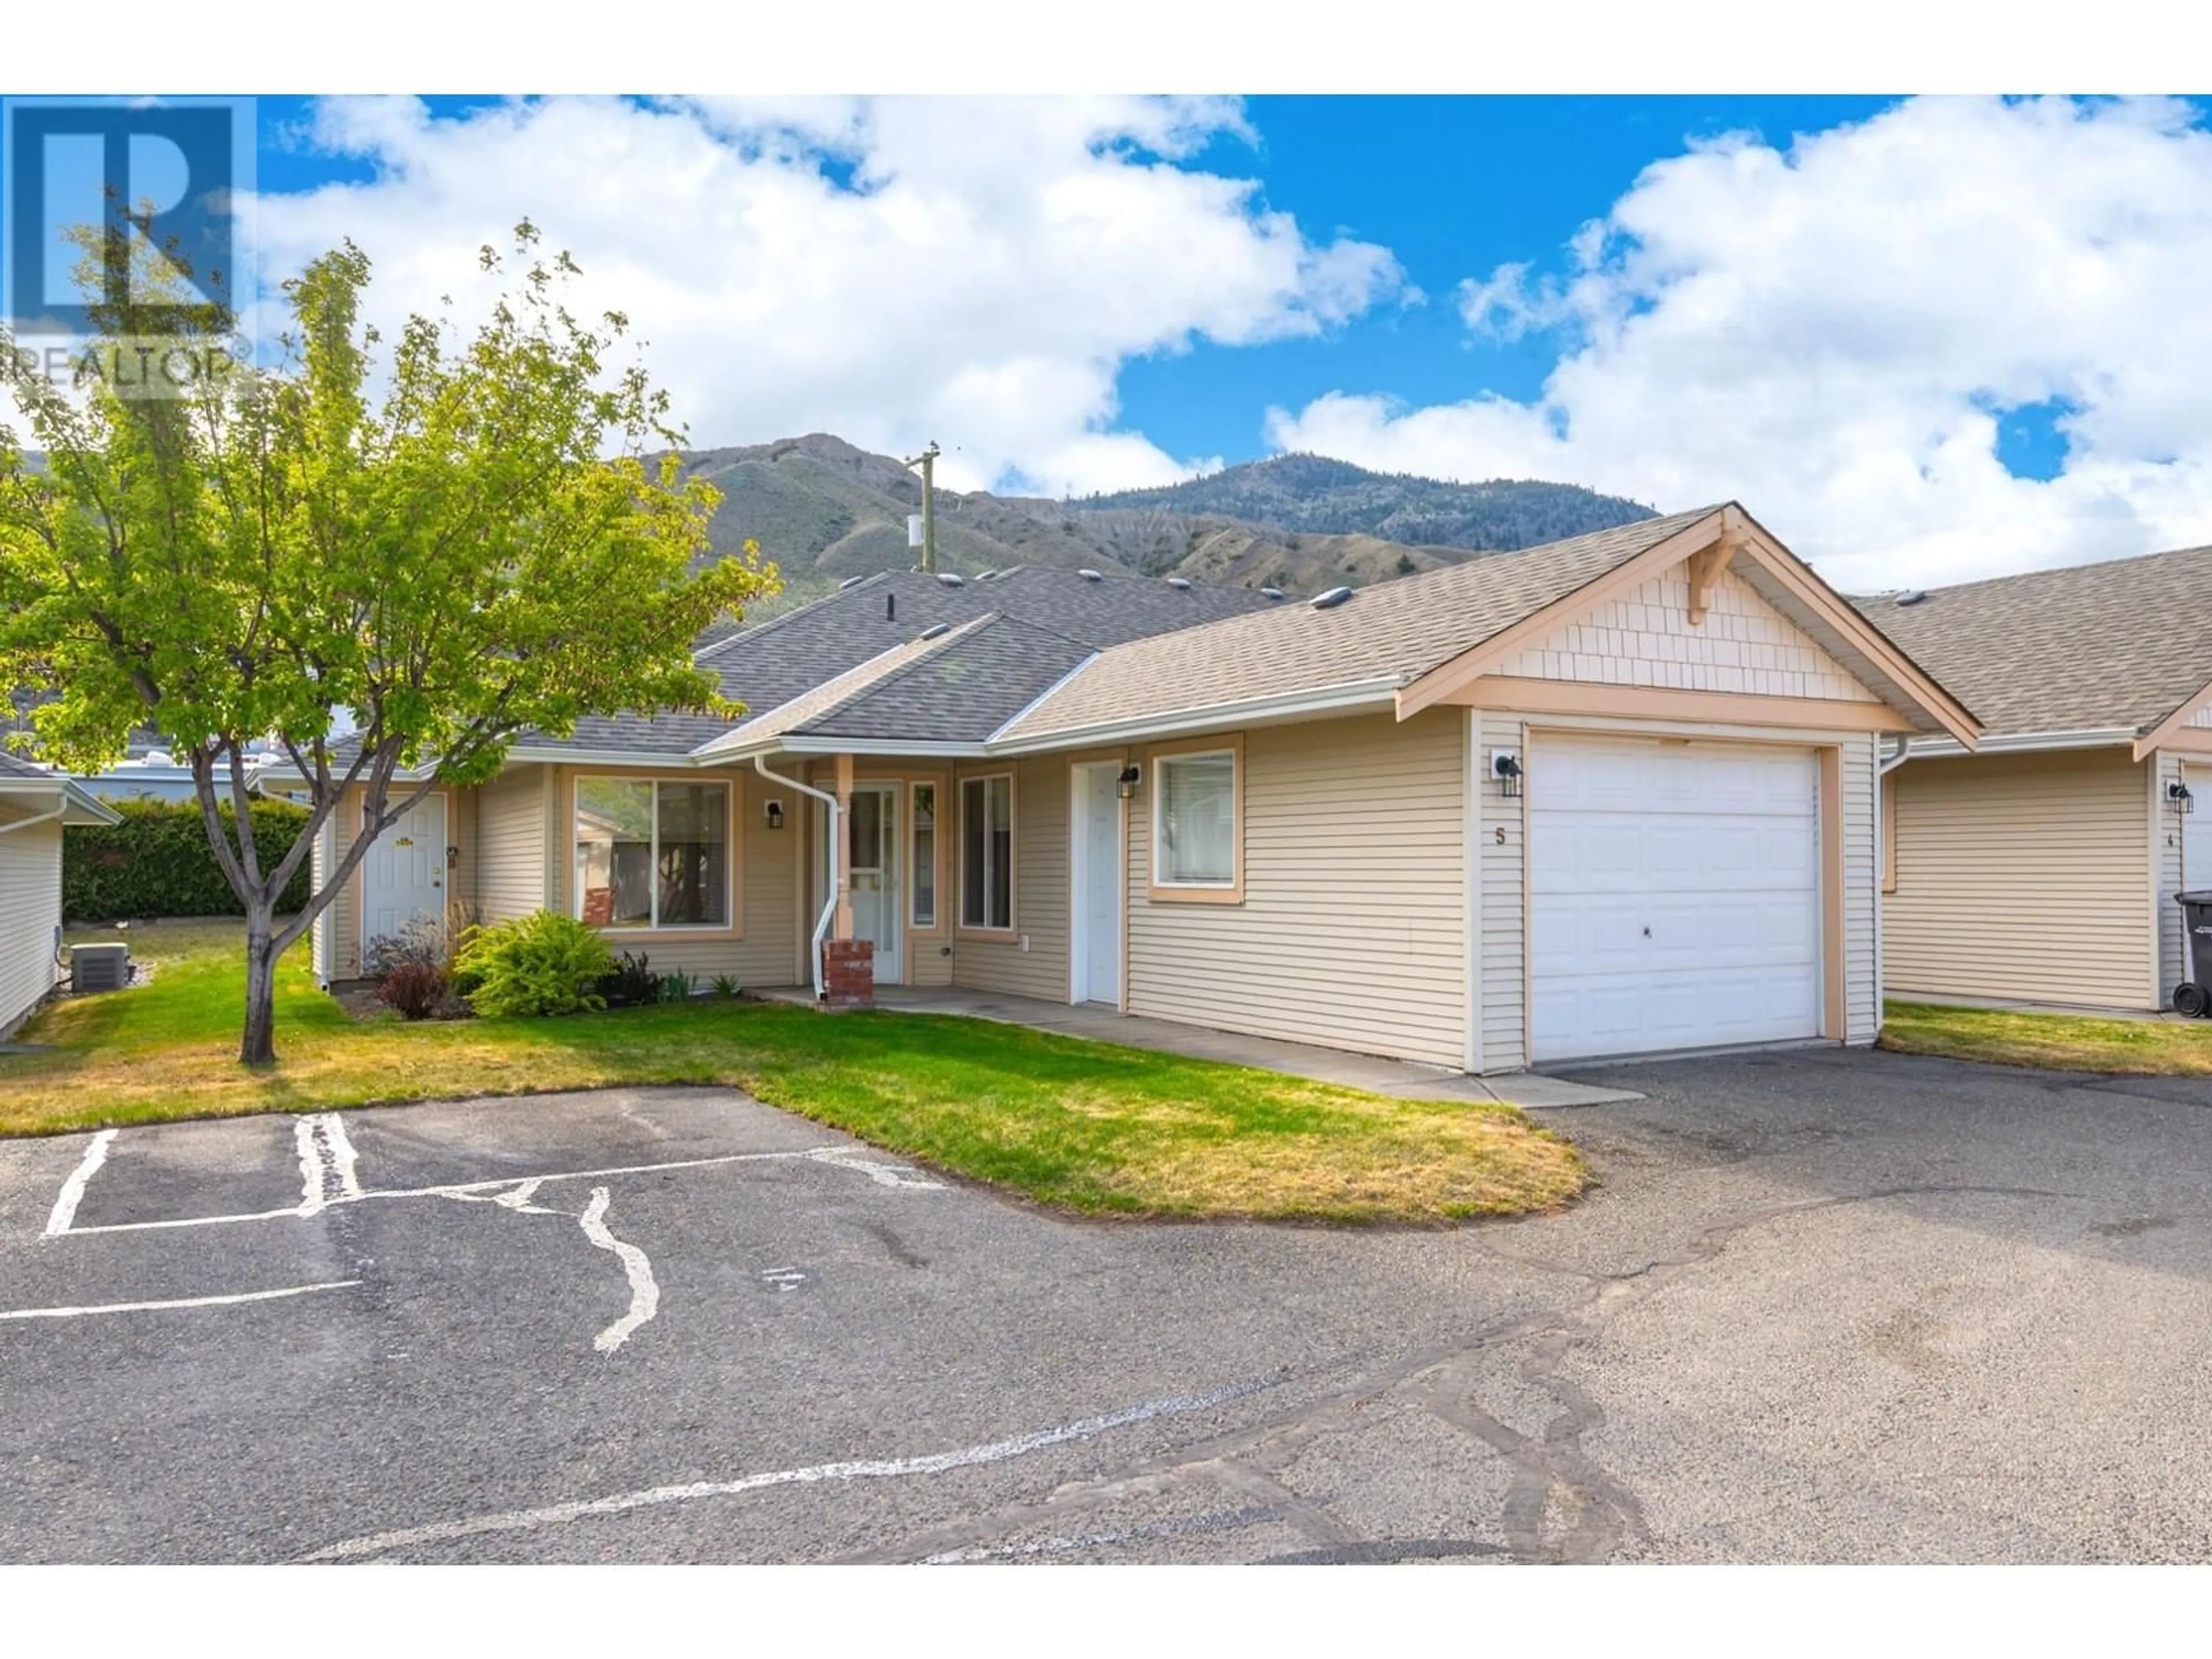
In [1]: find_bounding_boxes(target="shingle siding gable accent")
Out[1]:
[1496,566,1882,703]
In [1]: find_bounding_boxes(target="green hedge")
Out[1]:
[64,797,315,922]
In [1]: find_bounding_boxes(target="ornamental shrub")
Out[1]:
[376,960,450,1021]
[63,797,313,921]
[453,910,616,1019]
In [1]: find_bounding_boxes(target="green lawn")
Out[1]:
[1880,999,2212,1075]
[2,921,1584,1225]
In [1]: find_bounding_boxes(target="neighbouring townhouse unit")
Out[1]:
[301,503,1980,1071]
[0,750,120,1037]
[1861,543,2212,1014]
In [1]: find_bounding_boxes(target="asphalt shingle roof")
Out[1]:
[1854,544,2212,739]
[0,748,54,780]
[545,566,1281,756]
[999,509,1722,741]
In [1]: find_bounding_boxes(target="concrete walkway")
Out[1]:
[747,984,1642,1108]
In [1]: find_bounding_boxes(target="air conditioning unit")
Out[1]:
[73,942,130,993]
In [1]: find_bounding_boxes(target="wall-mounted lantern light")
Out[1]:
[2170,781,2195,815]
[1491,750,1523,798]
[1116,763,1142,800]
[765,798,786,830]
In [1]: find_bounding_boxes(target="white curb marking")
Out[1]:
[43,1130,116,1238]
[298,1373,1285,1562]
[0,1280,362,1323]
[577,1187,660,1355]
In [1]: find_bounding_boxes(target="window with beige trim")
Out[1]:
[911,782,938,929]
[574,777,731,929]
[960,773,1013,930]
[1154,749,1237,887]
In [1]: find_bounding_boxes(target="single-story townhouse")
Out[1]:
[1859,543,2212,1013]
[0,749,120,1037]
[301,503,1980,1071]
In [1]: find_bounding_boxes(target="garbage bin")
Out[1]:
[2172,891,2212,1017]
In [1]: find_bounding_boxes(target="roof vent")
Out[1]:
[1895,589,1927,606]
[1165,577,1193,590]
[1259,586,1285,600]
[919,622,952,641]
[1311,586,1354,611]
[1077,569,1104,582]
[838,574,868,590]
[935,571,965,588]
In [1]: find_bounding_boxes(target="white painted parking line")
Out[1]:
[0,1280,362,1323]
[577,1187,660,1355]
[42,1130,116,1238]
[297,1373,1287,1562]
[294,1114,365,1215]
[55,1144,943,1238]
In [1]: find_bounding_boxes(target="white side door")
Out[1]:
[847,783,902,983]
[363,794,448,946]
[1529,736,1821,1063]
[1072,763,1123,1005]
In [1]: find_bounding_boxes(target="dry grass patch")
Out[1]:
[3,922,1586,1225]
[1880,1000,2212,1075]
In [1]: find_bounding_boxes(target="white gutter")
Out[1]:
[1902,726,2136,759]
[755,755,838,1000]
[987,676,1406,756]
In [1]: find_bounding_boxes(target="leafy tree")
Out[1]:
[0,217,774,1063]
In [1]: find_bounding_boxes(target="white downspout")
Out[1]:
[0,803,65,838]
[755,755,839,1000]
[1876,736,1913,1029]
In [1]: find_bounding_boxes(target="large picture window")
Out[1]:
[960,774,1013,930]
[575,778,730,929]
[1155,749,1237,888]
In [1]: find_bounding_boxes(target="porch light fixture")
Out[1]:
[765,798,786,830]
[1491,750,1522,798]
[2171,781,2195,814]
[1116,763,1141,800]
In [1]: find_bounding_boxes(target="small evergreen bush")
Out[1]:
[454,910,617,1018]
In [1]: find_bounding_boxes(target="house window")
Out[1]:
[912,782,938,929]
[574,778,730,929]
[960,773,1013,930]
[1155,749,1236,887]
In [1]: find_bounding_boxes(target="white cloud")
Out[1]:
[248,95,1400,497]
[1268,96,2212,591]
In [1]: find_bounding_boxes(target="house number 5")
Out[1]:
[1494,827,1507,845]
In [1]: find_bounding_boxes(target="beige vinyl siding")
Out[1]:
[1124,709,1468,1069]
[2158,751,2190,1001]
[324,784,362,979]
[951,755,1069,1000]
[309,806,337,984]
[473,764,549,921]
[1884,747,2154,1009]
[1842,731,1880,1044]
[0,814,62,1035]
[1478,711,1528,1073]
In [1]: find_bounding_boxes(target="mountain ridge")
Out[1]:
[669,434,1660,620]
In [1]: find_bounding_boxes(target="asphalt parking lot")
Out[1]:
[5,1047,2212,1563]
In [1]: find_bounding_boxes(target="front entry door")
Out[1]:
[847,783,902,983]
[363,793,448,948]
[1072,762,1122,1005]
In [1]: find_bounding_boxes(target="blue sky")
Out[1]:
[158,95,2212,586]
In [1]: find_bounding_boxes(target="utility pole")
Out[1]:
[904,440,941,573]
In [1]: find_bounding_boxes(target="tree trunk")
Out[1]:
[240,903,279,1066]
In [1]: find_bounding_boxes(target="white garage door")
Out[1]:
[1530,735,1821,1063]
